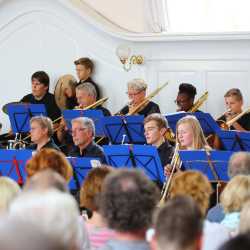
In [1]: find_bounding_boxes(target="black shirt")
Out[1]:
[21,92,61,121]
[219,113,250,131]
[28,139,60,151]
[119,101,160,117]
[157,141,174,167]
[68,141,106,163]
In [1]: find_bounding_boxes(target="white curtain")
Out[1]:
[145,0,169,33]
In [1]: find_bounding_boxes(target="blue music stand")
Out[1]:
[166,112,221,135]
[7,103,47,133]
[0,149,33,184]
[67,157,101,190]
[63,109,105,137]
[217,130,250,151]
[178,150,233,181]
[103,145,165,183]
[102,115,146,144]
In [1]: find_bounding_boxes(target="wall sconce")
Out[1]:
[116,44,144,72]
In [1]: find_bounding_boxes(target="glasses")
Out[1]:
[174,99,190,105]
[126,90,144,97]
[70,127,88,134]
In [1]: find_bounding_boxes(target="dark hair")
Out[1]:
[218,234,250,250]
[155,196,203,250]
[74,57,94,73]
[100,169,159,232]
[31,71,50,89]
[144,113,168,129]
[178,83,197,99]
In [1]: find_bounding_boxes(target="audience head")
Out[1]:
[176,83,197,111]
[127,79,147,106]
[9,190,83,250]
[228,152,250,178]
[220,175,250,213]
[100,169,159,233]
[218,233,250,250]
[75,82,97,108]
[224,88,243,114]
[0,177,20,213]
[176,115,209,150]
[144,113,168,146]
[26,148,73,182]
[153,196,203,250]
[24,169,69,193]
[0,218,68,250]
[170,170,212,216]
[31,71,50,98]
[30,116,53,144]
[80,166,112,212]
[71,117,95,149]
[74,57,93,81]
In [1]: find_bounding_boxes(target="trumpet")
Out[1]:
[158,143,181,207]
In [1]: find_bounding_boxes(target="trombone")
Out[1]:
[158,143,181,207]
[188,91,208,112]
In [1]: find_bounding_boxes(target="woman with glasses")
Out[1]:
[119,78,160,116]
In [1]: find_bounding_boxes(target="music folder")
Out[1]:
[103,145,165,184]
[63,109,105,137]
[178,150,234,182]
[102,115,146,144]
[7,103,47,133]
[67,157,101,190]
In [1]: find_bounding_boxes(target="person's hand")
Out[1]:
[164,164,172,176]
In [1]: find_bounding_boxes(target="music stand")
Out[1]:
[103,145,165,183]
[7,103,47,133]
[166,112,221,135]
[178,150,233,182]
[67,157,101,190]
[217,130,250,151]
[63,109,105,137]
[102,115,146,144]
[0,149,33,184]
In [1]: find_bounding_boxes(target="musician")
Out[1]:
[29,116,60,151]
[65,57,101,109]
[218,88,250,131]
[119,79,160,116]
[144,113,173,167]
[68,117,106,163]
[175,83,198,112]
[20,71,61,121]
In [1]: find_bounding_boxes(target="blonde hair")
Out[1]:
[176,115,210,150]
[30,116,53,138]
[0,177,21,212]
[221,175,250,213]
[224,88,243,101]
[169,171,212,216]
[127,79,147,92]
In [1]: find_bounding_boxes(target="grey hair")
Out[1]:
[228,152,250,178]
[30,116,53,138]
[76,82,97,99]
[127,78,147,92]
[71,117,95,137]
[9,190,86,250]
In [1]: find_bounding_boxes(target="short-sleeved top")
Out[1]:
[21,92,61,121]
[119,101,160,117]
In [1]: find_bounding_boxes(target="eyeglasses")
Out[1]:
[126,90,144,97]
[70,127,88,134]
[174,98,190,105]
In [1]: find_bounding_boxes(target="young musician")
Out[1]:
[175,83,198,112]
[65,57,101,109]
[144,113,173,167]
[119,79,160,116]
[218,88,250,131]
[29,116,60,151]
[20,71,61,121]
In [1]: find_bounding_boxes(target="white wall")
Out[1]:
[0,0,250,133]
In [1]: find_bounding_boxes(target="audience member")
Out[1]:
[99,169,159,250]
[218,233,250,250]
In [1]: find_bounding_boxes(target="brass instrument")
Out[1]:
[127,82,169,115]
[226,107,250,128]
[188,91,209,112]
[158,143,181,207]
